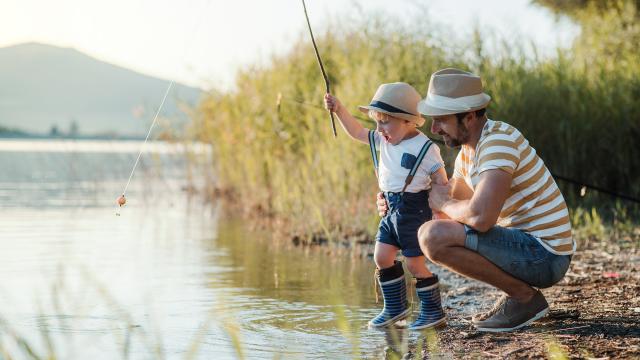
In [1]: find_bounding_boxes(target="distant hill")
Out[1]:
[0,42,202,138]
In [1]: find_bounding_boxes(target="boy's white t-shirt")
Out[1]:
[372,131,444,193]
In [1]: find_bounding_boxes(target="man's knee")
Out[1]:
[417,221,432,246]
[418,221,460,263]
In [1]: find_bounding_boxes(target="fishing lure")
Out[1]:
[117,194,126,206]
[115,194,126,216]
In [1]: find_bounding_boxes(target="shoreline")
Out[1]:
[208,185,377,257]
[209,189,640,358]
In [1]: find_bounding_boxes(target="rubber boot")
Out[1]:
[408,275,446,330]
[368,261,411,328]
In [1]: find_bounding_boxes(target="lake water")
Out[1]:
[0,139,457,359]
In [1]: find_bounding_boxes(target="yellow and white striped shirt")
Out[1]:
[453,119,575,255]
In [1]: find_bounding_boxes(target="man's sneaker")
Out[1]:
[473,290,549,332]
[472,295,508,323]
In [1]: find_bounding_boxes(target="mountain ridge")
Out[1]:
[0,42,202,137]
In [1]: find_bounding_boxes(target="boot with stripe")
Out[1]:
[408,275,446,330]
[369,261,411,328]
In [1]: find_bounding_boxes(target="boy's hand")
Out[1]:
[324,93,342,113]
[376,192,388,217]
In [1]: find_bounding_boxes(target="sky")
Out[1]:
[1,0,579,90]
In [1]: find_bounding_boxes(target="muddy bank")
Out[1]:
[240,214,639,357]
[279,234,640,358]
[394,241,640,359]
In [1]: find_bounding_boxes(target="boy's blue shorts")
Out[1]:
[375,190,431,257]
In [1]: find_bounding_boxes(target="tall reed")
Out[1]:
[194,8,640,242]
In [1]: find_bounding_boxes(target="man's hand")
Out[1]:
[429,182,452,212]
[376,192,388,217]
[430,169,512,232]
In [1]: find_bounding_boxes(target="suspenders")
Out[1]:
[368,130,380,178]
[368,130,433,195]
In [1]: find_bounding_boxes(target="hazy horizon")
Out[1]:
[1,0,579,90]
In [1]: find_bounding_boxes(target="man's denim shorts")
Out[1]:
[376,191,431,257]
[464,225,572,288]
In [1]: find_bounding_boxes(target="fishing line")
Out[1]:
[116,81,173,215]
[278,94,374,123]
[116,0,211,215]
[120,80,174,198]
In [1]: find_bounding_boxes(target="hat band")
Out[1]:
[426,92,488,112]
[369,100,415,116]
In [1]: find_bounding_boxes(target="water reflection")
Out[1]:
[205,220,452,359]
[0,139,450,359]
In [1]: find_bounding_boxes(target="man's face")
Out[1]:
[429,114,471,147]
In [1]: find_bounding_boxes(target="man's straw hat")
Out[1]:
[358,82,425,127]
[418,68,491,116]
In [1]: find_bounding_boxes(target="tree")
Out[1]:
[49,125,59,137]
[533,0,639,70]
[533,0,640,18]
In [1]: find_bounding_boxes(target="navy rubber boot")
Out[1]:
[369,261,411,328]
[408,275,446,330]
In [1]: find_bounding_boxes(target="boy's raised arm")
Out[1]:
[324,93,369,144]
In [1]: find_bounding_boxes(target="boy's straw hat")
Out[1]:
[418,68,491,116]
[358,82,425,127]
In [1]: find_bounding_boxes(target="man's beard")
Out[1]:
[442,122,470,147]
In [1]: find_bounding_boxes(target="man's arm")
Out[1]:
[450,177,474,200]
[430,169,512,232]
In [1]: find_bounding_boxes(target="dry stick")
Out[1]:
[482,351,500,358]
[551,324,591,332]
[301,0,337,137]
[503,345,535,357]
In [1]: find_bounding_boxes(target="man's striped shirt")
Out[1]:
[453,119,575,255]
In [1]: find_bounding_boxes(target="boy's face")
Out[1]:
[375,115,416,145]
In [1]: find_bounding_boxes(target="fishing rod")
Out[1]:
[301,0,337,137]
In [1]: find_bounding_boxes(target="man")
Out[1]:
[377,68,574,332]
